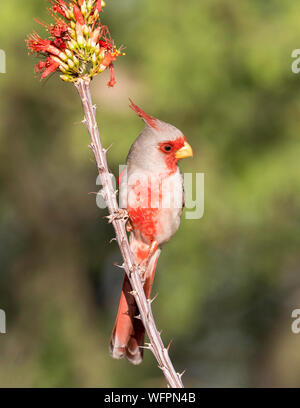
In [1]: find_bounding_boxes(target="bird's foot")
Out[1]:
[130,263,146,283]
[135,263,146,283]
[106,209,129,224]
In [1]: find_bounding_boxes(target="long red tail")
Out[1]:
[109,238,161,365]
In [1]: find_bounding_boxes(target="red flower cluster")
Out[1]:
[26,0,124,85]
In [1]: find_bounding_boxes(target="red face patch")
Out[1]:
[158,136,186,172]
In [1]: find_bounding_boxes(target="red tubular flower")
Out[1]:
[50,20,68,39]
[107,63,116,87]
[73,5,85,25]
[52,0,67,17]
[41,60,60,79]
[53,5,66,17]
[46,43,63,56]
[54,38,66,50]
[35,60,47,73]
[26,33,68,65]
[101,52,117,68]
[26,34,50,53]
[99,40,112,50]
[35,57,60,79]
[26,34,60,56]
[96,1,103,13]
[50,20,69,49]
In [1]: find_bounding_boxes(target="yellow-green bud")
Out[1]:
[87,0,94,11]
[95,44,100,55]
[77,35,85,47]
[67,40,77,51]
[69,29,76,39]
[65,9,71,20]
[60,74,73,82]
[69,8,75,20]
[59,64,69,74]
[65,49,73,58]
[81,3,87,16]
[67,59,75,69]
[73,56,79,66]
[59,52,68,62]
[83,25,89,38]
[98,64,106,73]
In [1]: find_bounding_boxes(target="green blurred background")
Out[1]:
[1,0,300,387]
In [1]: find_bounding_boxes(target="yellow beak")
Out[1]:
[175,141,193,159]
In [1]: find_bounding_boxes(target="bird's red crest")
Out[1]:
[129,99,159,130]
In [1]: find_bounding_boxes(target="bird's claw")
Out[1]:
[106,209,129,224]
[130,264,145,282]
[137,264,146,282]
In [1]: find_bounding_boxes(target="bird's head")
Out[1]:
[127,100,193,174]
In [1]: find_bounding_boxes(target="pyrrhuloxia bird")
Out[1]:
[109,100,193,365]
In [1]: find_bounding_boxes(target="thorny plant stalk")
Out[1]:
[27,0,184,388]
[75,78,184,388]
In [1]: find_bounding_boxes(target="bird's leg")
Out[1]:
[140,240,159,278]
[126,218,134,232]
[136,241,159,283]
[148,240,159,260]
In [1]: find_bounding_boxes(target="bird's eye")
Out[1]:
[163,144,172,152]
